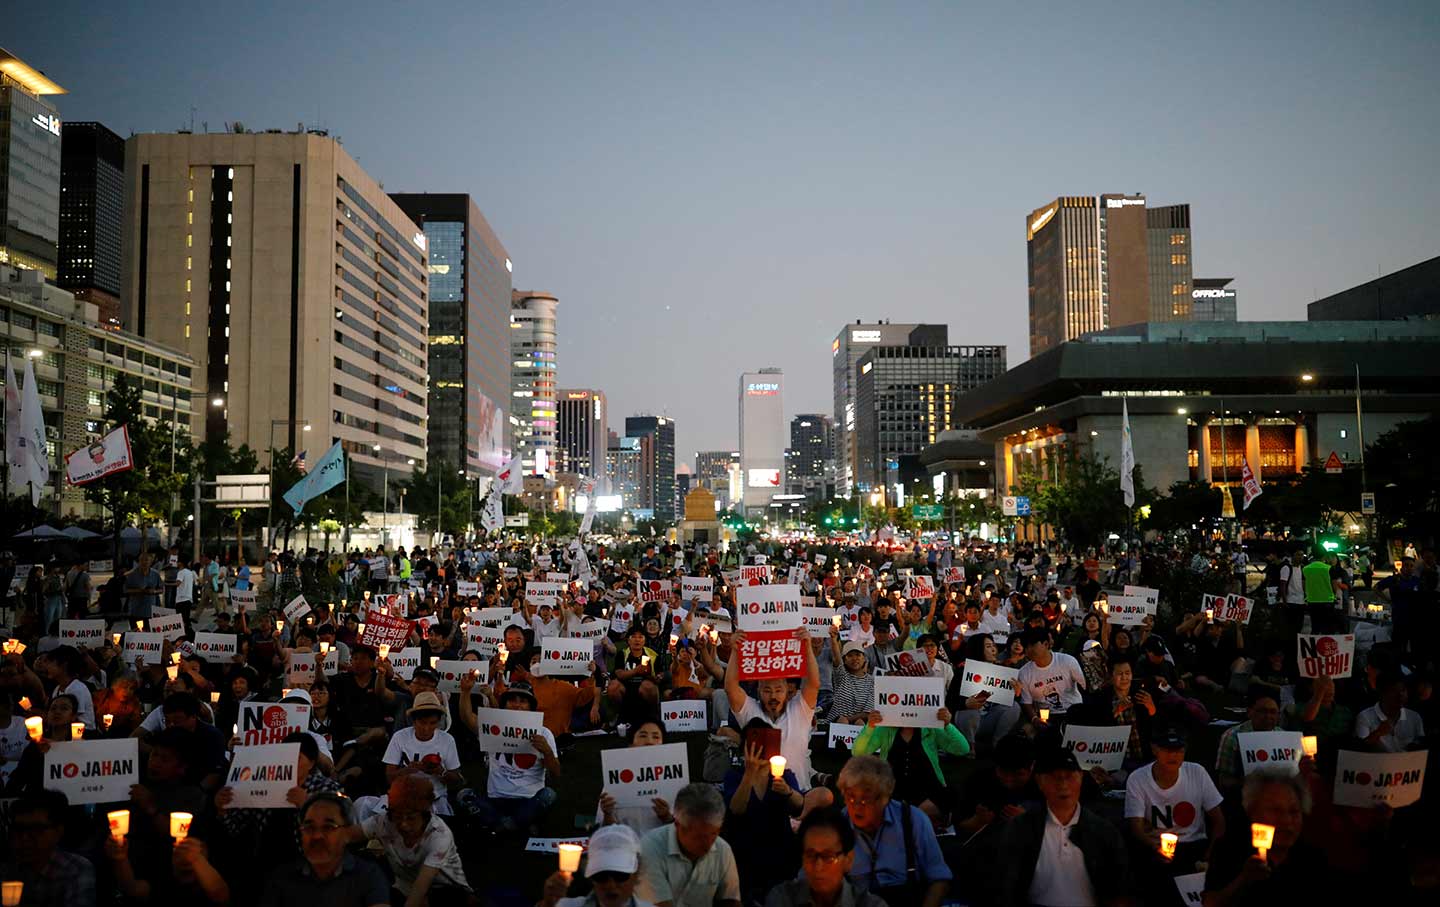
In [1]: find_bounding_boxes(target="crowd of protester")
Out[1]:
[0,533,1433,906]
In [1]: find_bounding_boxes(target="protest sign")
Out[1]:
[474,606,516,628]
[905,575,935,600]
[801,606,839,638]
[536,555,552,569]
[193,632,237,659]
[680,576,712,602]
[456,580,480,599]
[237,702,310,747]
[1218,593,1254,624]
[1062,725,1132,772]
[1124,585,1161,609]
[122,631,163,667]
[722,569,742,587]
[601,742,689,809]
[388,646,423,680]
[814,554,827,566]
[152,606,176,618]
[880,649,932,677]
[736,584,803,633]
[546,571,570,585]
[874,676,945,728]
[1174,873,1205,906]
[525,582,564,607]
[661,700,708,733]
[1104,593,1155,627]
[88,559,113,574]
[524,836,590,854]
[434,659,484,695]
[1333,749,1426,808]
[1201,594,1226,619]
[735,632,806,681]
[283,595,311,623]
[360,608,412,650]
[475,707,544,755]
[225,743,300,808]
[322,648,339,675]
[739,565,769,586]
[787,566,807,585]
[1297,633,1355,678]
[828,722,864,750]
[377,593,408,618]
[464,623,505,658]
[609,603,636,634]
[368,556,389,579]
[415,615,439,634]
[501,566,519,578]
[150,612,186,642]
[1238,730,1303,777]
[537,639,594,677]
[940,567,964,586]
[568,619,608,641]
[228,588,257,610]
[43,738,139,805]
[637,579,671,604]
[58,619,105,650]
[286,653,317,687]
[664,607,689,634]
[957,660,1019,707]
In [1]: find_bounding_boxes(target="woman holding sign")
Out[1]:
[597,719,675,835]
[853,701,969,831]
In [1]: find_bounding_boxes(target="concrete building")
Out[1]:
[58,122,125,330]
[1,265,195,516]
[556,388,607,484]
[831,320,922,496]
[739,368,785,514]
[786,413,833,501]
[606,435,642,510]
[510,290,558,477]
[1027,194,1196,357]
[853,328,1006,491]
[1306,256,1440,322]
[625,415,675,524]
[951,321,1440,499]
[0,48,65,278]
[1191,278,1239,322]
[120,130,429,489]
[694,449,739,510]
[389,194,511,475]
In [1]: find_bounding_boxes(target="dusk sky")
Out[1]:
[13,1,1439,466]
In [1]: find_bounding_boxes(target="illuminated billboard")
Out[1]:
[572,494,624,514]
[747,468,781,488]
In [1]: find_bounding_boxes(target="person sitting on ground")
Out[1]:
[597,718,675,835]
[344,774,473,907]
[852,698,969,831]
[1124,725,1225,884]
[1203,769,1329,906]
[259,791,390,907]
[763,808,889,907]
[636,782,741,907]
[538,822,651,907]
[836,755,952,907]
[383,691,463,817]
[0,790,97,907]
[723,722,805,904]
[1354,670,1425,753]
[456,681,560,834]
[1215,683,1283,796]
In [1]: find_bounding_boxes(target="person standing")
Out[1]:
[63,560,92,619]
[124,552,163,625]
[1301,551,1340,634]
[174,559,198,628]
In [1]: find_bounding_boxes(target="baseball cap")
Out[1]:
[1152,726,1188,749]
[841,641,866,658]
[281,688,312,706]
[583,823,640,877]
[499,681,538,709]
[1081,639,1103,653]
[1034,747,1082,775]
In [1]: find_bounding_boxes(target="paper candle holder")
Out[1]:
[0,881,20,907]
[1160,832,1178,859]
[769,755,787,779]
[107,809,130,839]
[170,812,194,840]
[557,842,583,873]
[71,722,85,740]
[25,716,43,741]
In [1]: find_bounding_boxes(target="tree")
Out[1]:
[1013,449,1157,548]
[1144,481,1224,536]
[397,460,471,538]
[1363,415,1439,545]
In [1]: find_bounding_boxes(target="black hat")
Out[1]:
[1034,746,1082,775]
[499,681,538,708]
[1152,725,1188,749]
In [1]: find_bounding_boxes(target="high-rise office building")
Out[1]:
[0,49,65,278]
[787,413,833,499]
[854,331,1006,490]
[120,131,429,484]
[556,388,608,483]
[1027,194,1195,357]
[607,435,641,509]
[510,290,558,477]
[739,368,785,513]
[831,320,922,496]
[695,449,739,509]
[389,194,511,475]
[58,122,125,329]
[1192,278,1239,321]
[625,415,675,524]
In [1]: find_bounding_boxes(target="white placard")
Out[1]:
[680,576,713,601]
[283,595,312,623]
[1062,724,1133,772]
[661,700,708,733]
[150,612,186,642]
[464,624,505,658]
[525,582,564,607]
[286,653,317,687]
[434,659,485,694]
[122,631,164,667]
[1238,730,1303,776]
[568,619,609,641]
[637,579,672,603]
[828,722,864,749]
[388,646,423,681]
[58,619,105,649]
[546,571,570,585]
[1333,749,1427,808]
[228,588,257,610]
[1104,594,1154,627]
[475,707,545,754]
[735,584,803,632]
[873,676,945,728]
[538,639,594,677]
[905,575,935,600]
[1297,634,1355,678]
[601,742,689,809]
[237,702,310,747]
[1174,872,1206,906]
[957,660,1019,707]
[225,743,301,808]
[524,836,590,853]
[43,738,139,805]
[456,580,480,599]
[322,648,340,675]
[474,606,516,628]
[1219,593,1254,624]
[193,631,237,659]
[801,606,838,638]
[1123,585,1160,608]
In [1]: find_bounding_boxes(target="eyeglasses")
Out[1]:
[842,794,880,809]
[802,850,847,866]
[299,821,346,836]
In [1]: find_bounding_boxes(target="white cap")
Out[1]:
[584,823,640,877]
[280,688,313,706]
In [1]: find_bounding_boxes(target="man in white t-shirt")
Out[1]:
[456,681,561,833]
[1124,726,1224,875]
[0,698,31,786]
[383,691,463,816]
[40,646,96,729]
[174,561,198,619]
[725,626,834,812]
[1017,628,1086,722]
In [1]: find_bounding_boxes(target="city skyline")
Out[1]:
[9,1,1440,461]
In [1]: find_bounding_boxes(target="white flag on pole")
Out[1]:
[1119,396,1135,509]
[480,488,504,533]
[19,357,49,503]
[4,356,23,484]
[496,454,523,494]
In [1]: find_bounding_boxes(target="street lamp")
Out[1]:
[1300,372,1315,383]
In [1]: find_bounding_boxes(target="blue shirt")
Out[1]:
[844,800,952,889]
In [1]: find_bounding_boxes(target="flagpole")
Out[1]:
[344,456,351,555]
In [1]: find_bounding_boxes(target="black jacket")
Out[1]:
[996,804,1132,906]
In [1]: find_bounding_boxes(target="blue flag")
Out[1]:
[283,440,346,515]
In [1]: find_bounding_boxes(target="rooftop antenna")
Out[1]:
[189,106,196,132]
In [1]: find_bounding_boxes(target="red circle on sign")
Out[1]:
[1256,749,1268,762]
[1355,771,1372,786]
[63,763,78,778]
[969,673,981,683]
[620,769,634,783]
[649,581,661,592]
[486,725,500,736]
[747,603,760,613]
[748,578,762,586]
[1316,637,1339,657]
[263,706,289,728]
[1173,802,1197,827]
[1075,742,1088,752]
[886,693,899,704]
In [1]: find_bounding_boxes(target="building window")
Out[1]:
[1171,253,1188,265]
[1170,234,1186,245]
[1172,283,1186,296]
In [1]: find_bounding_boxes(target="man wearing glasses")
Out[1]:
[835,756,951,907]
[763,809,888,907]
[259,792,388,907]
